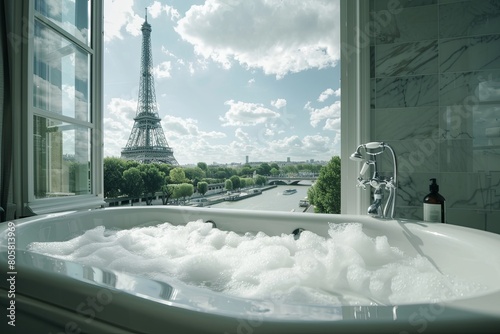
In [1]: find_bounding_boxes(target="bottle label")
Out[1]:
[423,203,442,223]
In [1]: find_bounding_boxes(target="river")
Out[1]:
[211,185,312,212]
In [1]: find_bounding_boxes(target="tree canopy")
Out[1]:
[121,167,144,205]
[308,156,341,214]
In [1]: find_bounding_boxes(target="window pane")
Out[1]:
[35,0,90,45]
[33,115,91,198]
[33,20,90,122]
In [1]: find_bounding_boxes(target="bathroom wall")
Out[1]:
[369,0,500,232]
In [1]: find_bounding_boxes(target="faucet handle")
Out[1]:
[356,177,367,189]
[370,178,381,188]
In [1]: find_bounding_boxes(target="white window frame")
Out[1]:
[340,0,371,214]
[15,0,104,216]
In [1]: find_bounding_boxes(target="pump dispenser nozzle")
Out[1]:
[429,178,439,193]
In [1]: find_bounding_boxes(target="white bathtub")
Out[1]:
[1,206,500,333]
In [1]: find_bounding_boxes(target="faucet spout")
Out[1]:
[368,189,383,216]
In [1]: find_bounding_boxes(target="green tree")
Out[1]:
[256,163,272,176]
[229,175,240,190]
[197,181,208,196]
[122,167,144,206]
[308,156,341,214]
[161,183,175,205]
[239,165,254,177]
[225,179,233,192]
[282,165,298,175]
[215,170,227,180]
[174,183,194,202]
[270,167,279,176]
[170,167,188,184]
[103,157,126,198]
[125,160,140,170]
[184,166,205,182]
[156,163,172,178]
[197,162,208,172]
[140,164,165,205]
[254,175,267,186]
[242,177,254,187]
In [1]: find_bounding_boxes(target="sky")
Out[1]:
[103,0,341,165]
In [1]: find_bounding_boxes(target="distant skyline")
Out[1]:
[103,0,341,165]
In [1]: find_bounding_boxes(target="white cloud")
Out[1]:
[103,97,137,157]
[271,98,287,109]
[235,128,250,142]
[103,98,338,163]
[324,117,341,132]
[161,115,226,139]
[317,88,341,102]
[104,0,180,43]
[305,100,341,129]
[261,134,336,160]
[153,61,172,79]
[104,0,142,42]
[149,1,180,20]
[175,0,340,79]
[219,100,280,126]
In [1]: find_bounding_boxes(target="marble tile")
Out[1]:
[374,5,438,44]
[389,139,439,174]
[438,0,468,4]
[367,0,500,232]
[472,104,500,148]
[376,75,438,108]
[376,40,438,77]
[447,209,487,230]
[439,139,474,172]
[439,70,500,106]
[370,78,376,109]
[479,171,500,211]
[394,206,421,220]
[373,0,437,11]
[439,0,500,39]
[372,106,439,140]
[473,148,500,172]
[441,171,500,218]
[439,106,474,140]
[440,34,500,73]
[486,211,500,234]
[370,46,375,78]
[396,171,443,207]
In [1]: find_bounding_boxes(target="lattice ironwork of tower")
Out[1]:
[121,13,178,165]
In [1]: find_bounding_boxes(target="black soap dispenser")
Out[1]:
[423,178,446,223]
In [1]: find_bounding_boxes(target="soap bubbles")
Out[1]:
[28,220,485,306]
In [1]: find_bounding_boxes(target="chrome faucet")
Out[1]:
[350,142,398,219]
[367,188,383,216]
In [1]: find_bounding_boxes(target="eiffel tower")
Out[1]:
[121,12,178,165]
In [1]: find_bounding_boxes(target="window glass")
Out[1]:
[33,19,90,121]
[33,115,91,198]
[35,0,90,45]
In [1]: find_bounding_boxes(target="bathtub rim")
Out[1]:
[1,205,500,332]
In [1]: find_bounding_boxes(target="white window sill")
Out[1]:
[27,196,106,216]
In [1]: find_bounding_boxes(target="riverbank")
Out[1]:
[211,185,312,213]
[105,185,279,207]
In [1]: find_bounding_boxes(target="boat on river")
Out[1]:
[299,197,309,207]
[282,189,297,195]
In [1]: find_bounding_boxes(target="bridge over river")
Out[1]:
[267,175,318,185]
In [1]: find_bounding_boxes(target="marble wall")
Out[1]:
[369,0,500,232]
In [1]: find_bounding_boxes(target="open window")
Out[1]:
[3,0,104,217]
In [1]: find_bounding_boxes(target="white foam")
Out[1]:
[27,220,486,306]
